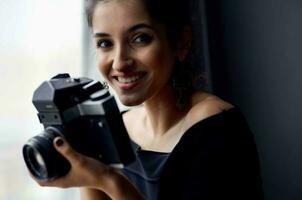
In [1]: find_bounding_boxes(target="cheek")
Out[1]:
[141,45,175,72]
[96,54,111,80]
[151,46,175,80]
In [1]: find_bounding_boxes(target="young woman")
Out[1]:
[31,0,264,199]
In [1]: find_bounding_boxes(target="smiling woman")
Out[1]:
[0,0,82,199]
[27,0,263,200]
[92,0,177,107]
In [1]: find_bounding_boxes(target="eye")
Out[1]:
[132,33,153,44]
[96,39,113,49]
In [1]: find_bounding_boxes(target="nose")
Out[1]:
[112,45,134,72]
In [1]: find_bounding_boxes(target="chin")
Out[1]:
[118,96,144,107]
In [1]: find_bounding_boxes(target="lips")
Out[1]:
[112,72,147,90]
[117,75,142,83]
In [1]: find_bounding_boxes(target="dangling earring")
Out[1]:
[172,60,189,109]
[102,81,109,89]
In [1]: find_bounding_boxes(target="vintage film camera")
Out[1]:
[22,74,135,181]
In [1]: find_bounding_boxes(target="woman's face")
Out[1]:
[92,0,177,106]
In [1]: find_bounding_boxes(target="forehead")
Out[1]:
[92,0,154,32]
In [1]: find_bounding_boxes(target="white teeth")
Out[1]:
[117,75,141,83]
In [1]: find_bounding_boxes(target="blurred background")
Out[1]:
[0,0,302,199]
[0,0,83,199]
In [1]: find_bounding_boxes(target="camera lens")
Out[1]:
[22,127,71,181]
[25,147,47,178]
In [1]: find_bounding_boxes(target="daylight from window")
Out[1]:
[0,1,83,199]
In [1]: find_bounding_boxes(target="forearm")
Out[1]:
[100,169,145,200]
[80,188,109,200]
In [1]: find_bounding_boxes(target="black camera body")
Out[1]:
[23,74,135,181]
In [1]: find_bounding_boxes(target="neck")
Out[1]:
[142,86,189,137]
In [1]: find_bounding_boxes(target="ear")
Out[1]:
[177,26,192,61]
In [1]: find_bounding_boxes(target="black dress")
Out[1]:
[122,107,264,200]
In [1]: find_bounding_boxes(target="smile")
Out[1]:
[113,72,147,90]
[117,75,142,83]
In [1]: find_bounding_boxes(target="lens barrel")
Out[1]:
[22,127,71,181]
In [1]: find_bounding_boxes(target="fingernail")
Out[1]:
[55,138,64,146]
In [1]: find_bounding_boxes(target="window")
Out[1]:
[0,0,83,199]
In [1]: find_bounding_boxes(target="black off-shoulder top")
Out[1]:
[121,107,264,200]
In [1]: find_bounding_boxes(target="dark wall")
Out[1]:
[205,0,302,199]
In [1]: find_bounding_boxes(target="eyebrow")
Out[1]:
[93,23,154,38]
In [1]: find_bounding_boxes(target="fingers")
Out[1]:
[53,137,84,165]
[28,137,93,189]
[28,169,67,188]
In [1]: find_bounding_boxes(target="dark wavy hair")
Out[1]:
[85,0,206,107]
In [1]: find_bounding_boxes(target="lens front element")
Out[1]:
[22,127,71,181]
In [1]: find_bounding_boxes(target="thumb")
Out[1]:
[53,137,82,164]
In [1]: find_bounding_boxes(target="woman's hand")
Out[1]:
[30,137,112,190]
[30,137,145,200]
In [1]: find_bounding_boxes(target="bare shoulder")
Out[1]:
[185,91,234,128]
